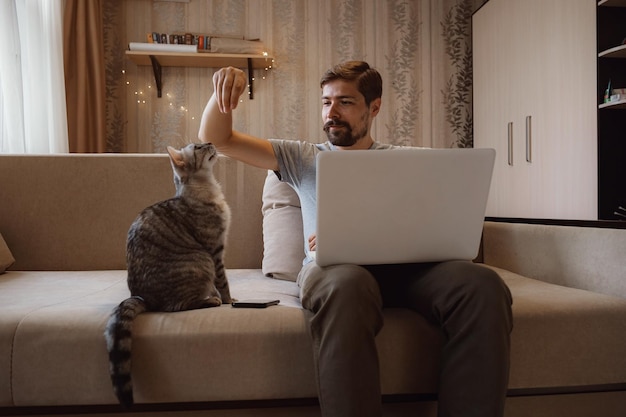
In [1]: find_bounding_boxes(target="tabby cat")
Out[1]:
[104,142,232,407]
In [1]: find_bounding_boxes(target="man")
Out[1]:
[199,61,513,417]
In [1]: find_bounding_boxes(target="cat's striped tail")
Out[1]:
[104,296,147,407]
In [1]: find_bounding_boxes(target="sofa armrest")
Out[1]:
[481,220,626,299]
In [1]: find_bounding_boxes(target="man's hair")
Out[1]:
[320,61,382,106]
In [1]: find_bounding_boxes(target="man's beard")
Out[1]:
[323,120,368,147]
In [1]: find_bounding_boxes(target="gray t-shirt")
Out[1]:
[268,139,396,263]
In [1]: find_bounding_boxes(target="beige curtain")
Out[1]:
[64,0,107,153]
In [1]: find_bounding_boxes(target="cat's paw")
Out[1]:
[203,296,222,308]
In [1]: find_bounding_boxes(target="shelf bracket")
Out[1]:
[149,55,163,98]
[247,58,254,100]
[144,54,255,100]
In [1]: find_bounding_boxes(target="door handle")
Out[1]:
[526,116,532,163]
[508,122,513,166]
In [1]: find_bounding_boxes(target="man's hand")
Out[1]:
[213,67,247,113]
[308,234,317,252]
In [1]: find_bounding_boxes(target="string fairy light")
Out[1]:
[121,55,276,113]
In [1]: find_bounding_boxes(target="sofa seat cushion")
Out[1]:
[2,266,624,408]
[0,270,441,407]
[0,270,308,406]
[488,266,626,391]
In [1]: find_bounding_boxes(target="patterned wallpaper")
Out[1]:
[104,0,487,153]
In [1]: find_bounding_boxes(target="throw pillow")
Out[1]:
[0,232,15,273]
[261,171,305,282]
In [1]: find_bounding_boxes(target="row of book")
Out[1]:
[147,32,200,47]
[145,32,265,55]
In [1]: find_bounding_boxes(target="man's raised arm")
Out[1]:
[198,67,278,171]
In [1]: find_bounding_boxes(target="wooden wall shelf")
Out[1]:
[125,51,274,98]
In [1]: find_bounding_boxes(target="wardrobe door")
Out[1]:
[473,0,527,217]
[530,0,597,220]
[473,0,597,220]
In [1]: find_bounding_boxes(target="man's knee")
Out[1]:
[439,261,510,301]
[299,263,382,311]
[467,263,512,309]
[421,261,512,325]
[449,262,513,332]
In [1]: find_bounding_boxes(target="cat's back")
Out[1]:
[128,195,228,254]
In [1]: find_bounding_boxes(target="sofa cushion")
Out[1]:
[261,171,305,281]
[3,266,626,408]
[0,233,14,273]
[0,269,441,407]
[0,155,265,271]
[0,269,309,406]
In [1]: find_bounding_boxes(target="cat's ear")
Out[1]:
[167,146,185,167]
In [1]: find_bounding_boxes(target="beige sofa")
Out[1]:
[0,153,625,417]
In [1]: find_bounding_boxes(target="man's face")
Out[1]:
[321,80,378,147]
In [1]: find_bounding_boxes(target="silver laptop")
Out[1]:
[314,148,495,267]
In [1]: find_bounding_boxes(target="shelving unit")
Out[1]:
[597,44,626,110]
[597,1,626,220]
[125,50,274,98]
